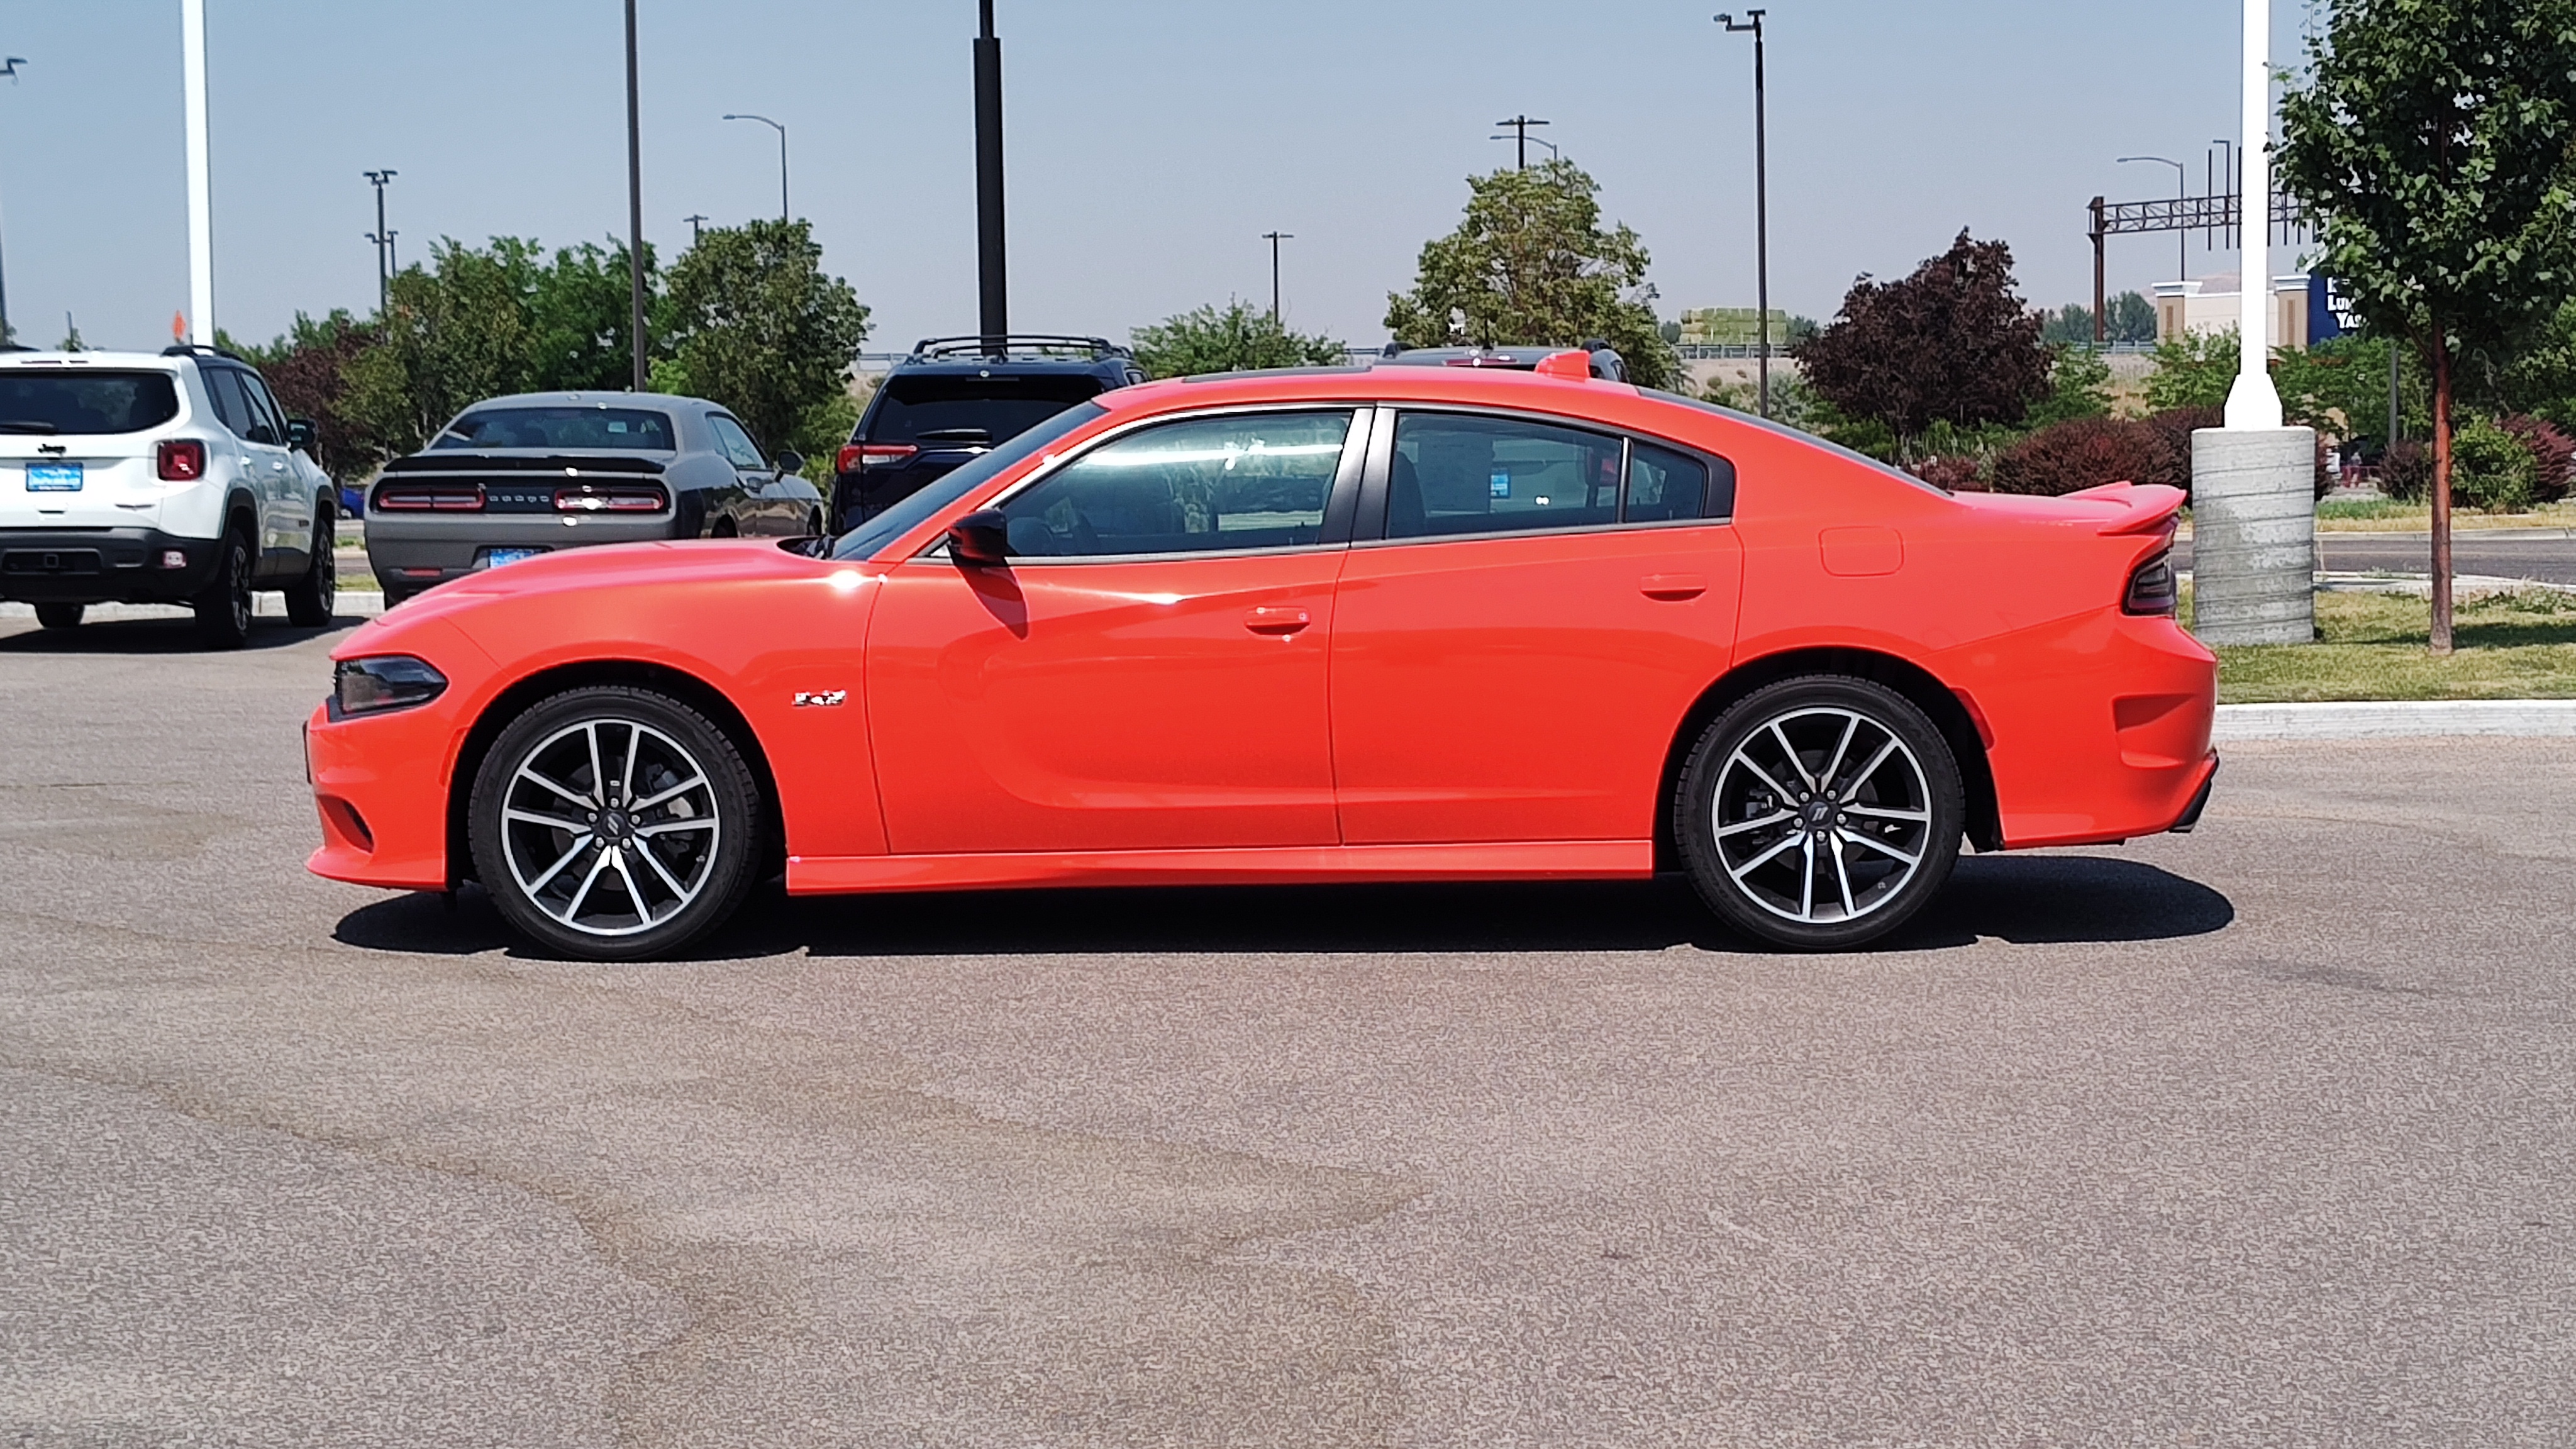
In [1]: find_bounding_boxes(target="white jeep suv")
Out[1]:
[0,346,338,647]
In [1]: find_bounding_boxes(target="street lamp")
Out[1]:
[0,56,25,347]
[363,169,397,311]
[1492,114,1550,170]
[1260,230,1292,322]
[2118,155,2187,282]
[723,113,789,222]
[1489,131,1557,164]
[1716,10,1771,418]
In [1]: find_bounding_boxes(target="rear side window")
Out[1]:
[1625,442,1707,522]
[1389,413,1623,539]
[867,374,1102,446]
[203,371,258,438]
[999,410,1352,558]
[433,407,675,451]
[708,415,766,468]
[0,371,182,436]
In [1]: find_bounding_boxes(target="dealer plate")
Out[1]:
[25,462,82,492]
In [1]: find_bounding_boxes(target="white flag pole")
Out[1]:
[182,0,212,347]
[2223,0,2283,428]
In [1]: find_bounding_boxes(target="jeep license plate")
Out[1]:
[25,462,82,492]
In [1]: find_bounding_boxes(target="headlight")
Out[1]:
[333,656,448,716]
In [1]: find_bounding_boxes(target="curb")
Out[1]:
[2214,701,2576,741]
[1,592,387,623]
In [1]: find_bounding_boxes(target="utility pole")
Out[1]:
[0,57,23,348]
[182,0,212,345]
[684,213,707,244]
[363,169,397,311]
[1492,113,1549,170]
[723,113,788,221]
[974,0,1008,354]
[1261,230,1291,321]
[1717,10,1770,417]
[624,0,648,391]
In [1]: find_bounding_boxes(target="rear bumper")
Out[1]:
[0,527,215,602]
[364,512,675,592]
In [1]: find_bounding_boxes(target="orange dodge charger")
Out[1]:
[307,355,2216,958]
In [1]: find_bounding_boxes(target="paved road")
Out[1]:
[2179,530,2576,585]
[5,611,2574,1447]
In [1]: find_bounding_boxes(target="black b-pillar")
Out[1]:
[974,0,1007,356]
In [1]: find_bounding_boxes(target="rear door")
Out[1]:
[1330,408,1744,845]
[866,406,1361,855]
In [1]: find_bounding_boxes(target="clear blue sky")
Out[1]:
[0,1,2321,355]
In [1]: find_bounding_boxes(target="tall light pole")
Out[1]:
[2118,155,2186,282]
[182,0,212,345]
[2211,138,2233,253]
[623,0,647,391]
[1260,231,1292,322]
[1717,10,1770,418]
[684,213,707,245]
[723,113,788,221]
[1488,131,1557,165]
[363,169,396,311]
[974,0,1008,354]
[1492,114,1550,170]
[0,57,25,348]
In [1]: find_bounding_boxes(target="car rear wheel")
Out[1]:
[33,602,83,630]
[191,529,254,650]
[467,686,762,960]
[284,508,336,626]
[1677,676,1964,950]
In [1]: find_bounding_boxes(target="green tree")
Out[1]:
[1384,158,1678,391]
[2145,328,2237,413]
[2278,0,2576,650]
[338,239,545,458]
[1130,300,1343,379]
[2026,344,2114,428]
[230,310,384,481]
[661,218,870,454]
[1793,231,2053,459]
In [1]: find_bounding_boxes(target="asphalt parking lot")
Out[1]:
[4,610,2573,1448]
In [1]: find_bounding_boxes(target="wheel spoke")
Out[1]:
[1831,841,1857,918]
[634,816,716,837]
[1729,750,1803,809]
[505,807,591,833]
[585,723,606,806]
[633,774,707,811]
[1797,835,1816,919]
[1768,721,1817,790]
[560,848,613,923]
[1835,739,1901,804]
[1728,830,1806,882]
[1842,831,1920,867]
[1717,809,1797,839]
[524,835,592,894]
[1818,714,1859,797]
[608,850,655,924]
[635,838,693,899]
[1845,803,1930,823]
[519,769,597,811]
[619,723,640,800]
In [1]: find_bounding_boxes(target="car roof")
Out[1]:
[459,391,717,412]
[1095,362,1636,414]
[0,349,184,370]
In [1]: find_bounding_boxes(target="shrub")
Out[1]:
[1988,416,2185,496]
[2451,415,2538,513]
[1910,455,1987,491]
[2499,414,2573,502]
[2379,439,2433,502]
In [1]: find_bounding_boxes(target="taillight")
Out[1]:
[2124,552,2178,617]
[841,443,917,472]
[554,484,667,513]
[157,439,206,481]
[374,482,485,511]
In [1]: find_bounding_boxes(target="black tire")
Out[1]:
[33,601,83,630]
[284,506,336,626]
[467,686,763,961]
[191,528,254,650]
[1676,675,1965,950]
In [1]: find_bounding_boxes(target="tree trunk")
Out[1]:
[2429,319,2454,655]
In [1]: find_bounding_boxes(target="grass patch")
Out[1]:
[2185,586,2576,702]
[2308,498,2576,532]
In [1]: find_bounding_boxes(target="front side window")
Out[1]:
[996,410,1352,559]
[1387,412,1623,539]
[0,371,182,436]
[708,415,767,469]
[432,406,676,452]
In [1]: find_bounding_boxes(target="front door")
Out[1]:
[867,407,1360,855]
[708,413,791,534]
[1331,409,1744,845]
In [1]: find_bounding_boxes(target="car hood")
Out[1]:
[333,538,824,660]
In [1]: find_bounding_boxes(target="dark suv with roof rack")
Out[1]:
[831,335,1145,531]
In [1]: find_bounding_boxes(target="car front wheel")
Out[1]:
[33,601,82,630]
[1677,676,1965,950]
[467,686,762,960]
[191,530,253,649]
[284,508,336,626]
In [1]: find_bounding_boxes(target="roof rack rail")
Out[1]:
[908,333,1130,361]
[160,342,248,363]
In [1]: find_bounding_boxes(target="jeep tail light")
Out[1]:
[554,484,668,512]
[841,443,917,472]
[2124,552,2178,617]
[157,439,206,481]
[374,482,485,511]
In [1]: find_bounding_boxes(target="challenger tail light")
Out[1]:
[157,439,206,481]
[2124,552,2179,617]
[374,482,485,511]
[554,484,668,512]
[838,443,918,472]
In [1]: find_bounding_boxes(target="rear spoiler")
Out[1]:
[2064,480,2186,536]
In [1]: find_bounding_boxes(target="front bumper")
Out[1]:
[306,695,462,891]
[0,527,215,603]
[364,512,676,593]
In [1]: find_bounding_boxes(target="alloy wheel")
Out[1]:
[1709,705,1933,925]
[497,717,722,938]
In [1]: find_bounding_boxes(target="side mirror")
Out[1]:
[286,418,318,452]
[774,448,806,476]
[947,509,1011,567]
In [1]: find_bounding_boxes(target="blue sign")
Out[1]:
[2309,271,2354,347]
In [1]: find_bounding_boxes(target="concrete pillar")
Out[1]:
[2192,427,2316,644]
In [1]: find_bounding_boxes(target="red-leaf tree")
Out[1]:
[1792,231,2053,458]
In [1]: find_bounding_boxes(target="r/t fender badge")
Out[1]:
[792,689,847,708]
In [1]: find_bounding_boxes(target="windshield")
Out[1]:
[0,371,181,435]
[431,406,675,452]
[865,374,1102,445]
[1642,389,1952,496]
[832,402,1105,561]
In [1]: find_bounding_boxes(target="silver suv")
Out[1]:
[0,345,338,647]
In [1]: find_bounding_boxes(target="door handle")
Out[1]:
[1243,606,1311,636]
[1640,572,1707,600]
